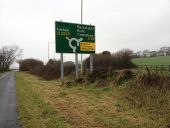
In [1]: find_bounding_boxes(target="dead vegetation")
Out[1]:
[114,70,134,84]
[136,67,170,89]
[19,59,75,80]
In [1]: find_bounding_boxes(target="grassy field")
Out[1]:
[16,72,170,128]
[132,56,170,66]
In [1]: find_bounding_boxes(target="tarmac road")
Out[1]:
[0,71,21,128]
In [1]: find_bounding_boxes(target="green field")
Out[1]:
[132,56,170,66]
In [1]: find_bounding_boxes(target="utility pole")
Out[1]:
[80,0,83,75]
[76,0,83,79]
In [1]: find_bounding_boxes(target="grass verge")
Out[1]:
[16,72,66,128]
[16,72,170,128]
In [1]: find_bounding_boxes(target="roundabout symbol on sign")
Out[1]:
[66,37,83,53]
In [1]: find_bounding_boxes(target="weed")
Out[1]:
[136,68,168,88]
[75,77,86,84]
[95,79,109,87]
[114,70,134,84]
[65,80,75,88]
[58,91,67,97]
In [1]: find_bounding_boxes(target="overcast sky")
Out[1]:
[0,0,170,62]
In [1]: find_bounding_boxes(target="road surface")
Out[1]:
[0,72,21,128]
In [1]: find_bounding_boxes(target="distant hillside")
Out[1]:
[132,56,170,65]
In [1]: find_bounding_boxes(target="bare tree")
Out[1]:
[0,45,22,71]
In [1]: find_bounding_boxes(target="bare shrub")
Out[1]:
[84,49,136,82]
[137,67,167,88]
[43,60,75,80]
[84,49,135,71]
[75,77,86,84]
[65,80,75,87]
[19,59,76,80]
[42,59,61,80]
[19,58,43,71]
[95,79,109,87]
[113,49,136,69]
[83,52,115,71]
[64,61,75,75]
[114,70,134,84]
[87,68,110,82]
[30,65,46,77]
[102,51,111,56]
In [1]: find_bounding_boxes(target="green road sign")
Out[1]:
[55,21,95,53]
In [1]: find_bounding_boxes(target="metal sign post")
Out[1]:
[90,54,93,73]
[81,55,83,74]
[75,53,79,79]
[60,53,64,84]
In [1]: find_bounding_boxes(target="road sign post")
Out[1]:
[55,21,95,80]
[60,53,64,84]
[90,54,93,73]
[75,53,78,79]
